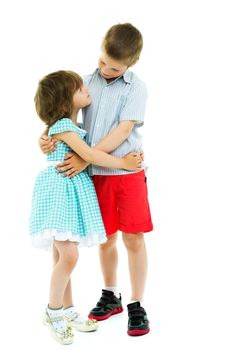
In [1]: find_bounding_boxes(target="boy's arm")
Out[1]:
[39,128,59,154]
[94,80,147,153]
[93,120,135,153]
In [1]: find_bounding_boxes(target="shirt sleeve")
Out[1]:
[119,80,148,127]
[48,118,78,136]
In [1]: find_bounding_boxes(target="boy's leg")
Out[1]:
[122,232,147,301]
[99,232,118,287]
[122,232,150,336]
[88,232,123,320]
[92,175,119,286]
[88,175,123,320]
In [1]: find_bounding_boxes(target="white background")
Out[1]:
[0,0,233,349]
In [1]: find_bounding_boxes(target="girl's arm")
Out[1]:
[55,131,141,171]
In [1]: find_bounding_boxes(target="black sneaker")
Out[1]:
[127,301,150,336]
[88,289,123,321]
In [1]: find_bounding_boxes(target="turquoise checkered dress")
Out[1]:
[29,118,107,250]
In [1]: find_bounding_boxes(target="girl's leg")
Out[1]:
[49,240,78,309]
[99,232,118,286]
[52,243,97,332]
[122,232,148,301]
[53,243,59,265]
[63,279,74,309]
[53,244,75,308]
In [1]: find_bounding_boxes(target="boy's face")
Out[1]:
[98,51,128,80]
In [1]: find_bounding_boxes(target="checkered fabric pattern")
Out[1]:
[29,118,106,249]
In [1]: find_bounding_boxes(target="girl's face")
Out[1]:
[98,50,128,80]
[73,85,91,110]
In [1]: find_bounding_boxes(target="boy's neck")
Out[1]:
[105,74,124,84]
[105,77,119,84]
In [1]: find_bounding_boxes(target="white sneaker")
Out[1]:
[64,312,98,332]
[43,310,74,345]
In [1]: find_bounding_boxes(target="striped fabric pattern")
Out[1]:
[83,69,148,176]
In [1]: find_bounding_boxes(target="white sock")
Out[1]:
[105,286,119,298]
[47,306,65,332]
[129,300,144,307]
[64,306,83,323]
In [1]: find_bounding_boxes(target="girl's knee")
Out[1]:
[56,241,78,270]
[62,252,78,272]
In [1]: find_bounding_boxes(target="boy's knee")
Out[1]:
[100,233,118,250]
[122,233,144,251]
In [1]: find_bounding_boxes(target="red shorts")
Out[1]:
[93,170,153,235]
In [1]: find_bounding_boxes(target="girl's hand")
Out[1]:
[39,135,59,154]
[56,152,88,178]
[122,152,142,171]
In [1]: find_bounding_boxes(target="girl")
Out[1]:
[30,70,141,345]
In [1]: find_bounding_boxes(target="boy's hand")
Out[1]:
[140,150,145,161]
[123,152,142,171]
[39,135,58,155]
[56,152,88,178]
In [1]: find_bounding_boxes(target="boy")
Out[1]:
[40,23,153,336]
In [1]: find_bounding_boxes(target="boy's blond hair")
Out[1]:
[102,23,143,67]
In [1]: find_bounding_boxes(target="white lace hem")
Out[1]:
[31,229,107,251]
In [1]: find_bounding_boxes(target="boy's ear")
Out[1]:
[128,57,139,68]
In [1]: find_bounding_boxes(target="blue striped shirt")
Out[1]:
[83,69,148,176]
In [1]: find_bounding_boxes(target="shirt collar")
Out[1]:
[95,68,132,84]
[122,70,132,83]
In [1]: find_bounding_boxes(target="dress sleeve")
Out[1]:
[48,118,78,136]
